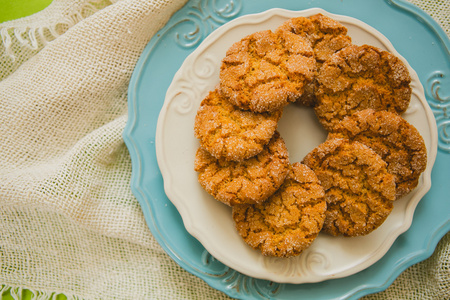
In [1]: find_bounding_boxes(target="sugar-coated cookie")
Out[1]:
[219,29,316,112]
[194,88,282,161]
[277,13,352,106]
[328,109,427,198]
[232,162,326,257]
[302,138,396,237]
[194,132,290,206]
[314,44,412,131]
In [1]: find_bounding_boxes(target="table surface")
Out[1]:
[0,0,53,23]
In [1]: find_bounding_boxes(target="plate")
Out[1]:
[124,0,449,298]
[155,7,437,284]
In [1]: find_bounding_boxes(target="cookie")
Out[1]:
[314,44,412,131]
[219,29,316,113]
[328,109,427,199]
[276,13,352,106]
[232,162,326,257]
[302,138,396,237]
[194,88,282,161]
[194,132,290,206]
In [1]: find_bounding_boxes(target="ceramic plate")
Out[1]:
[124,0,449,298]
[155,8,437,284]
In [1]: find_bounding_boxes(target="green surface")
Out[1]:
[2,288,67,300]
[0,0,53,23]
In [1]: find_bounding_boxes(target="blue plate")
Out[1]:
[123,0,450,299]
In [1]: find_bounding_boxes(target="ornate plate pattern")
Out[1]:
[124,0,450,298]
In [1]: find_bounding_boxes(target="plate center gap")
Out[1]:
[277,104,327,163]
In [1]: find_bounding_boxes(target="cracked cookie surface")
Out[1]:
[194,88,282,161]
[314,44,412,131]
[219,29,316,112]
[194,132,290,206]
[302,138,396,237]
[277,13,352,106]
[328,109,427,199]
[232,162,326,257]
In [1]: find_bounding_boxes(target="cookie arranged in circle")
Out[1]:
[277,13,352,106]
[194,132,290,206]
[219,29,316,112]
[328,109,427,199]
[302,138,396,237]
[314,44,412,131]
[232,162,326,257]
[194,88,282,161]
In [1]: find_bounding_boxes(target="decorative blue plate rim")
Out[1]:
[123,0,450,299]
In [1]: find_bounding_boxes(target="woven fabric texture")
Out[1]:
[0,0,448,299]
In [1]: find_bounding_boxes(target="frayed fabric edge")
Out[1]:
[0,0,117,61]
[1,284,84,300]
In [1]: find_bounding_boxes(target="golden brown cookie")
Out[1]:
[194,88,282,161]
[219,29,316,113]
[314,44,412,131]
[194,132,290,206]
[276,13,352,106]
[232,162,326,257]
[302,138,396,237]
[328,109,427,199]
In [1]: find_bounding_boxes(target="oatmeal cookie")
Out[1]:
[219,29,316,113]
[276,13,352,106]
[194,88,282,161]
[314,44,412,131]
[194,132,290,206]
[302,138,396,237]
[328,109,427,199]
[232,162,326,257]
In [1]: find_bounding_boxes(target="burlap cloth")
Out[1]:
[0,0,448,299]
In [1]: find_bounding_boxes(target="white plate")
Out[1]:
[155,8,437,284]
